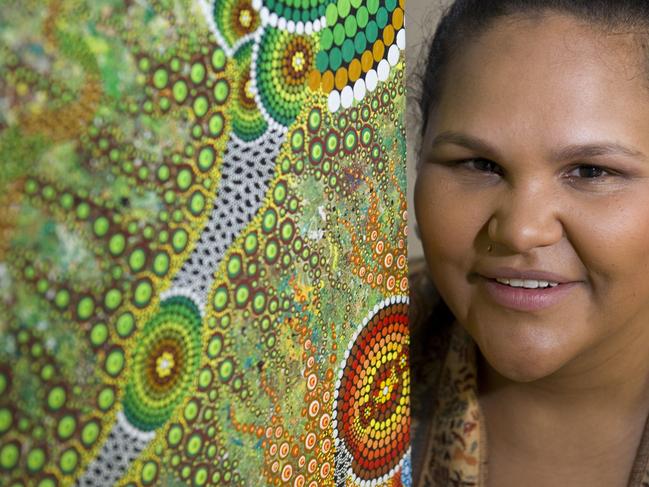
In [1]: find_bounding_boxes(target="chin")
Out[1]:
[470,319,578,383]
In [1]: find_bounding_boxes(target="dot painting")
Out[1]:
[0,0,408,486]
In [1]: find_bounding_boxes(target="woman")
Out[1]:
[411,1,649,486]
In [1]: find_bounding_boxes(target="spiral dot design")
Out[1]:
[334,296,410,483]
[123,296,202,432]
[254,28,317,127]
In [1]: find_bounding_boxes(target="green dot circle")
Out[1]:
[208,113,224,137]
[291,130,304,150]
[104,288,123,310]
[244,232,258,254]
[57,415,76,440]
[0,443,19,470]
[167,424,183,447]
[212,287,228,311]
[235,285,249,306]
[133,281,153,307]
[198,368,213,388]
[59,448,78,474]
[172,230,188,252]
[141,461,158,484]
[198,147,215,171]
[54,289,70,309]
[153,252,170,276]
[27,448,46,472]
[81,421,100,446]
[97,387,115,410]
[265,240,279,262]
[214,80,229,103]
[0,409,12,434]
[108,234,126,256]
[153,69,169,89]
[219,358,234,381]
[183,400,199,421]
[185,433,203,456]
[190,63,206,84]
[212,49,226,70]
[227,255,241,278]
[195,467,208,485]
[90,322,108,346]
[173,80,188,103]
[129,248,146,272]
[177,169,193,191]
[193,96,208,118]
[105,348,125,377]
[116,312,135,337]
[262,210,277,232]
[93,217,109,237]
[47,386,66,410]
[207,334,223,358]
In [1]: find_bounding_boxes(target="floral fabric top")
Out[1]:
[409,261,649,487]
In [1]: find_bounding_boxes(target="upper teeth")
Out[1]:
[495,278,559,289]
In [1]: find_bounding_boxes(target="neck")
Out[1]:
[477,315,649,464]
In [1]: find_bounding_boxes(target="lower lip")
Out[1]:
[482,278,580,312]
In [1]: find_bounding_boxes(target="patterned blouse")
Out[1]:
[409,260,649,487]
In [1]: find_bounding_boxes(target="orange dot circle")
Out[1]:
[308,69,322,91]
[361,50,374,72]
[392,8,404,30]
[321,71,335,92]
[348,59,362,82]
[281,464,293,482]
[334,68,348,90]
[383,25,395,46]
[372,40,385,62]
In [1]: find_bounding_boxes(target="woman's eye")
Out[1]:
[568,165,610,179]
[462,158,502,174]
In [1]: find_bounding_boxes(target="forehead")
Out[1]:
[427,13,649,151]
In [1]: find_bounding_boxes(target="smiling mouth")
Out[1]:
[494,278,559,289]
[481,276,579,312]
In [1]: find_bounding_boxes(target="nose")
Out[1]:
[487,182,564,254]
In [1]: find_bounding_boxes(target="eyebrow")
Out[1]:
[431,131,648,162]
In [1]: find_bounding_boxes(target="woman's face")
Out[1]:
[415,13,649,382]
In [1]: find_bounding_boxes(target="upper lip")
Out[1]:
[476,267,577,284]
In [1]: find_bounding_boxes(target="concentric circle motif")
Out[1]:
[211,0,261,53]
[254,27,316,127]
[333,295,410,484]
[123,296,202,432]
[231,41,268,141]
[253,0,333,34]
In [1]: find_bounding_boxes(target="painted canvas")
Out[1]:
[0,0,408,485]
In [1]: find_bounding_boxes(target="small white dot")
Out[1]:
[269,12,278,26]
[328,90,341,112]
[397,28,406,50]
[341,86,354,108]
[388,44,399,66]
[304,21,313,34]
[287,20,296,33]
[313,18,321,31]
[260,6,269,23]
[252,0,262,9]
[278,17,287,30]
[296,22,304,34]
[353,78,366,101]
[377,59,390,81]
[365,70,378,91]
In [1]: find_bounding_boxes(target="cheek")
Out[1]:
[569,191,649,303]
[414,168,488,291]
